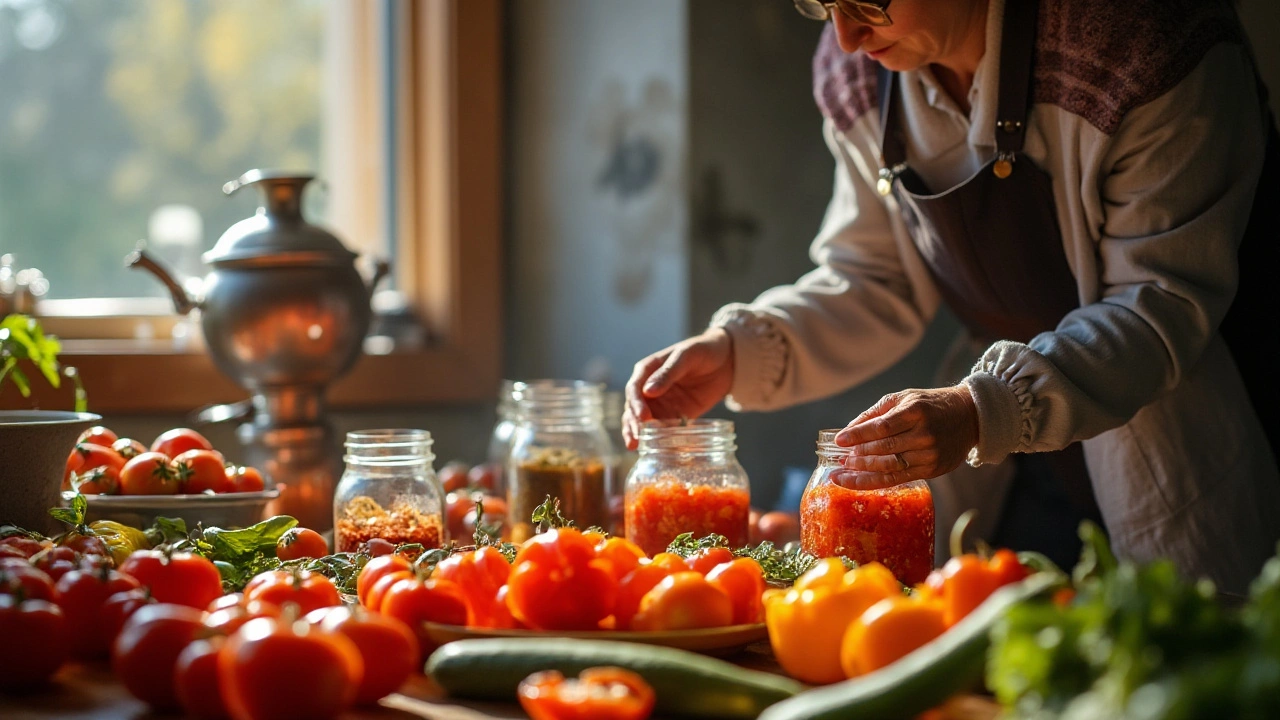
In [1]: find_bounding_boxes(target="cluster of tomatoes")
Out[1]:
[0,531,421,720]
[439,461,508,540]
[358,527,767,636]
[63,425,265,496]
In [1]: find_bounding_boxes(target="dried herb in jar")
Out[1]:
[510,448,608,542]
[335,495,443,554]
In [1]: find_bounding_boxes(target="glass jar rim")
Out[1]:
[345,428,433,449]
[815,428,846,457]
[637,418,734,438]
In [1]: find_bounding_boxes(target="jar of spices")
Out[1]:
[799,429,934,584]
[483,379,519,494]
[625,419,751,556]
[507,380,616,543]
[333,429,446,553]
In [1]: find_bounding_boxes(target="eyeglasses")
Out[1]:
[793,0,893,27]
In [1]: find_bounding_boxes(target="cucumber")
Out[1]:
[426,637,805,718]
[758,571,1064,720]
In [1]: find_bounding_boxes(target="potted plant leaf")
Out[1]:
[1,314,99,534]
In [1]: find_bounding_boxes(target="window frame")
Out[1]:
[11,0,503,415]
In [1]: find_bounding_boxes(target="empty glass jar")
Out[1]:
[507,380,617,542]
[483,379,519,495]
[625,419,751,556]
[799,429,934,584]
[333,429,446,553]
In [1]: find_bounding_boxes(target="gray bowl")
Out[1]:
[0,410,101,535]
[66,489,281,530]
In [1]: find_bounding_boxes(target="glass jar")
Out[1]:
[507,380,616,543]
[483,379,519,495]
[625,419,751,556]
[333,429,446,553]
[603,389,639,501]
[799,429,934,585]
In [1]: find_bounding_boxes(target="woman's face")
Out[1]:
[831,0,988,72]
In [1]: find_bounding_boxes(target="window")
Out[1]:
[0,0,502,413]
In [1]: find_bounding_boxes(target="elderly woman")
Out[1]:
[624,0,1279,593]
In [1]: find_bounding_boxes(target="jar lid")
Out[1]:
[203,170,358,267]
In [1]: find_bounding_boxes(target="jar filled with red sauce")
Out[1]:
[800,429,934,585]
[625,419,751,556]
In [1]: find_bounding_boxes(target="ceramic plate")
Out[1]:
[421,621,769,656]
[66,489,280,529]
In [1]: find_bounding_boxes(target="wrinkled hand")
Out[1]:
[623,329,735,449]
[832,386,979,490]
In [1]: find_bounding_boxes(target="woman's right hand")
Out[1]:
[623,328,735,449]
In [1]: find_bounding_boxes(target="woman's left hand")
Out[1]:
[833,386,979,489]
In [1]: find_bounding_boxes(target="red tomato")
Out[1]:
[706,558,766,625]
[175,637,229,720]
[648,553,689,574]
[55,567,142,659]
[112,603,206,711]
[0,595,67,689]
[462,496,509,538]
[204,599,281,636]
[439,461,471,493]
[364,570,414,613]
[207,592,244,612]
[757,511,800,546]
[468,463,499,492]
[687,547,736,576]
[614,564,675,630]
[31,545,78,578]
[595,537,646,583]
[0,535,46,559]
[226,465,266,493]
[356,554,413,607]
[518,667,655,720]
[244,570,341,615]
[78,425,119,447]
[748,508,763,545]
[151,427,214,458]
[433,547,514,628]
[308,605,420,705]
[0,563,56,603]
[631,572,734,632]
[173,449,232,494]
[505,528,617,631]
[119,452,180,495]
[276,527,329,561]
[219,614,363,720]
[100,588,157,651]
[365,538,396,557]
[72,464,121,494]
[990,549,1030,587]
[380,576,469,657]
[446,489,485,540]
[119,550,224,610]
[61,531,110,558]
[111,437,148,461]
[64,442,125,488]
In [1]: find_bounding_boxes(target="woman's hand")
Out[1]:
[832,386,979,489]
[622,329,735,449]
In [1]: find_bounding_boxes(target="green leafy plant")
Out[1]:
[0,313,87,411]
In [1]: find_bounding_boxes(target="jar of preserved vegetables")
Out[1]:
[507,381,617,542]
[624,419,751,557]
[799,429,934,584]
[333,429,446,553]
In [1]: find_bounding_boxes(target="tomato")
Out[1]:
[990,548,1030,586]
[505,528,617,632]
[631,571,733,632]
[219,614,363,720]
[840,596,947,677]
[756,511,800,546]
[204,599,281,635]
[748,508,763,545]
[433,547,514,628]
[706,558,766,625]
[462,495,509,538]
[0,595,67,688]
[356,554,413,607]
[151,427,213,458]
[686,546,736,576]
[365,537,396,557]
[467,463,499,492]
[61,531,110,558]
[364,570,414,613]
[100,588,156,650]
[72,464,120,494]
[648,552,689,573]
[112,437,148,461]
[208,592,243,612]
[119,550,223,610]
[32,545,78,579]
[595,537,646,583]
[614,564,675,631]
[518,667,655,720]
[173,449,233,494]
[78,425,119,447]
[64,442,125,488]
[226,465,266,493]
[439,461,471,493]
[0,563,56,602]
[119,452,180,495]
[276,527,329,561]
[175,637,229,720]
[446,489,485,540]
[308,605,420,705]
[0,535,46,558]
[55,566,142,659]
[380,576,470,655]
[112,603,206,711]
[244,569,341,615]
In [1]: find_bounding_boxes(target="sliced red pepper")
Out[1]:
[518,666,655,720]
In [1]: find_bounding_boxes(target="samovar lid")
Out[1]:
[203,170,358,267]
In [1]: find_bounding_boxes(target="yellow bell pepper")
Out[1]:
[765,559,902,684]
[88,520,151,566]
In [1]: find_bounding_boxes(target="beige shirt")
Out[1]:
[712,0,1280,594]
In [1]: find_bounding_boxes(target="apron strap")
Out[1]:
[995,0,1039,156]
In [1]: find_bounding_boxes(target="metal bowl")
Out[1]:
[65,489,280,530]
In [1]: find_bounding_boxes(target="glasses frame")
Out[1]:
[793,0,893,27]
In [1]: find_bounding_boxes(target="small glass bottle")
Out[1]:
[333,429,446,553]
[507,380,616,543]
[625,419,751,557]
[483,379,519,495]
[799,429,935,585]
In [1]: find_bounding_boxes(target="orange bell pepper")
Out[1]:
[765,559,901,685]
[840,595,947,678]
[930,549,1030,627]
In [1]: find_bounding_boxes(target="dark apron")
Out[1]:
[875,0,1279,569]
